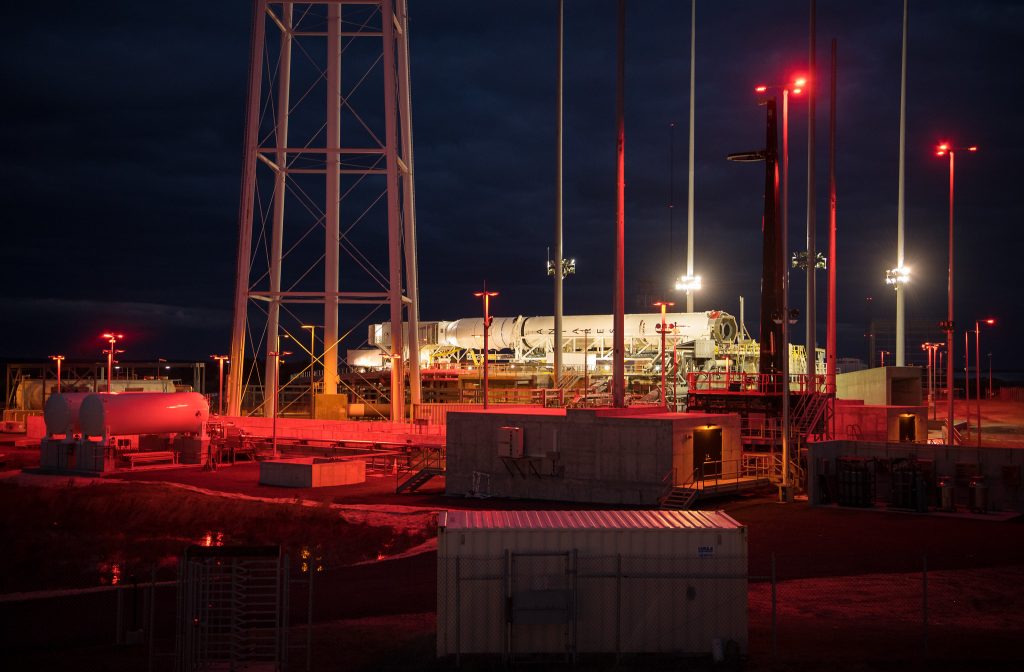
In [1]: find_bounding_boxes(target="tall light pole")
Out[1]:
[473,286,498,409]
[936,142,977,445]
[268,350,291,458]
[613,0,626,408]
[49,355,64,396]
[756,76,806,310]
[894,0,909,366]
[975,318,995,446]
[685,0,697,313]
[101,333,124,394]
[211,355,230,416]
[654,300,675,406]
[805,0,817,388]
[553,0,565,388]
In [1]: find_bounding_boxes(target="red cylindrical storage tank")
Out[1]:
[80,392,209,437]
[43,392,94,436]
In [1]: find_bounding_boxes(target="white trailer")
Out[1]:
[437,509,747,660]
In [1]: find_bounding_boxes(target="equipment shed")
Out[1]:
[437,509,747,661]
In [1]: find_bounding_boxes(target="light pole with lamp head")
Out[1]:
[653,300,675,406]
[49,355,64,396]
[473,286,498,409]
[975,318,995,445]
[268,350,291,458]
[101,333,124,393]
[921,342,943,420]
[936,142,977,445]
[211,355,230,416]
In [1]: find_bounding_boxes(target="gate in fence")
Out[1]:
[176,545,289,671]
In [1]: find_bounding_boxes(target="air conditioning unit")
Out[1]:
[496,426,524,458]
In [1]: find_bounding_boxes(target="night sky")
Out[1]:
[2,1,1021,370]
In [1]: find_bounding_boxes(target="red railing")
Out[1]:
[686,371,828,394]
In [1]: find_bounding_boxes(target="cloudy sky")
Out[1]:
[2,0,1021,369]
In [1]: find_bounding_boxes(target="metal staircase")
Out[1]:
[395,448,445,494]
[661,486,699,510]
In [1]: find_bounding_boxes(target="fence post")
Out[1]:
[771,553,777,657]
[922,554,928,659]
[455,556,461,668]
[615,554,622,662]
[115,583,124,645]
[148,566,156,672]
[307,561,314,672]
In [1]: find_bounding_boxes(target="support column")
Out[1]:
[553,0,565,388]
[383,0,406,421]
[612,0,626,408]
[396,0,421,410]
[323,3,341,396]
[228,0,268,416]
[264,3,293,416]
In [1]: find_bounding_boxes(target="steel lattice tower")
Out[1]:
[228,0,420,420]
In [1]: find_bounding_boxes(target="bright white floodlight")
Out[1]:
[885,266,910,287]
[675,274,702,292]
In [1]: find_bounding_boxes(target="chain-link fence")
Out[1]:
[4,553,1023,669]
[437,553,748,665]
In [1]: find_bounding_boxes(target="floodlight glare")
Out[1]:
[885,266,910,287]
[675,274,702,292]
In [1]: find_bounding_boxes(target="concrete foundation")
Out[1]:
[446,408,742,506]
[259,457,367,488]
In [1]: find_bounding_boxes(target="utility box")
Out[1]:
[437,509,747,660]
[496,426,524,458]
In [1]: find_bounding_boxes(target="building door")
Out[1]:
[898,414,916,442]
[693,425,723,478]
[508,551,576,661]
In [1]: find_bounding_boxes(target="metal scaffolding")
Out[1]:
[228,0,421,420]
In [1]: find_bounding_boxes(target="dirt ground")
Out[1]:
[3,397,1024,670]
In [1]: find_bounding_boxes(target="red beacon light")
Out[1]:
[754,85,768,93]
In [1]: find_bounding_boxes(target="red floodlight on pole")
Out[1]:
[101,333,124,393]
[473,285,499,410]
[935,142,977,444]
[211,355,230,416]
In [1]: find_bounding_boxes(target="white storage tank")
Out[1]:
[43,392,93,436]
[437,509,747,659]
[80,392,209,438]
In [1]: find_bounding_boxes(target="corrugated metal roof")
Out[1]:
[439,509,742,531]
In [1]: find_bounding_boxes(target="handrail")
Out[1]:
[687,371,830,394]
